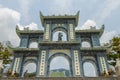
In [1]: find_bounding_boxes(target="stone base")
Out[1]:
[115,66,120,76]
[115,59,120,76]
[0,77,119,80]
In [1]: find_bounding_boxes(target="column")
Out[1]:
[39,50,46,77]
[12,57,21,75]
[69,24,74,40]
[73,50,81,76]
[99,56,108,75]
[20,35,29,48]
[91,34,100,47]
[44,24,50,41]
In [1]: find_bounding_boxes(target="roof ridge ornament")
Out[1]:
[40,11,43,17]
[101,24,105,30]
[77,10,80,16]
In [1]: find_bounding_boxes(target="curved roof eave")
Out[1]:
[16,25,44,38]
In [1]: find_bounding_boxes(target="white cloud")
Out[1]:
[18,22,38,30]
[100,31,117,44]
[76,19,117,45]
[94,0,120,24]
[79,19,97,29]
[18,0,33,23]
[0,4,2,7]
[25,23,38,30]
[0,7,21,46]
[0,6,38,46]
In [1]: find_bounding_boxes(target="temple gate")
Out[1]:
[9,11,109,77]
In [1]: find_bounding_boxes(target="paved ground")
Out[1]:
[0,77,119,80]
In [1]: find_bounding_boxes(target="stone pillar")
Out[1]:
[12,57,21,75]
[0,60,3,73]
[115,59,120,76]
[20,35,29,48]
[44,24,50,41]
[91,34,100,47]
[39,50,46,77]
[73,50,81,77]
[69,24,74,41]
[99,56,108,75]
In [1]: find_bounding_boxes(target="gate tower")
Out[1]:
[9,11,109,77]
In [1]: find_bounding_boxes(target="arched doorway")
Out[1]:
[22,60,37,77]
[29,41,38,48]
[81,41,91,47]
[52,27,68,41]
[50,56,69,70]
[83,61,98,77]
[47,53,72,77]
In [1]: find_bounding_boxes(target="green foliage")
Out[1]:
[27,73,36,77]
[106,36,120,66]
[50,71,65,77]
[0,42,12,64]
[0,74,2,78]
[112,37,120,56]
[107,54,119,60]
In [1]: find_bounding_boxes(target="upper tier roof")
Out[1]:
[75,25,105,37]
[16,25,104,38]
[40,11,79,27]
[16,25,44,38]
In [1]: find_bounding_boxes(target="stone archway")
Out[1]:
[47,53,72,77]
[81,38,91,47]
[52,31,67,41]
[83,60,98,77]
[28,39,38,48]
[29,42,38,48]
[81,41,91,47]
[52,27,68,41]
[22,59,37,77]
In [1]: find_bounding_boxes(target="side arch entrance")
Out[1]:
[83,60,98,77]
[21,58,37,77]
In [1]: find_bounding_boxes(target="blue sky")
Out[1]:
[0,0,120,45]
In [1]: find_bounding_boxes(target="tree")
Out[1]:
[106,36,120,66]
[112,37,120,58]
[0,42,12,65]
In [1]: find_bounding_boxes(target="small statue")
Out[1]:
[24,70,28,77]
[7,69,12,77]
[58,32,63,41]
[14,71,19,77]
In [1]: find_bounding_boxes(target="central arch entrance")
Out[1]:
[47,53,72,77]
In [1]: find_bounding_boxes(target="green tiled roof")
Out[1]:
[76,25,104,37]
[16,25,44,37]
[80,47,106,51]
[7,44,39,52]
[40,11,79,27]
[39,41,80,45]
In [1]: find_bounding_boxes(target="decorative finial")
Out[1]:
[40,11,43,16]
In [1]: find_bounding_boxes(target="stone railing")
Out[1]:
[80,47,106,51]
